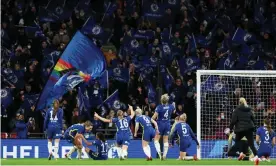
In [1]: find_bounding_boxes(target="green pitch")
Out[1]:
[1,159,276,165]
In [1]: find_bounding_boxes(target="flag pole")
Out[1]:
[100,2,111,25]
[106,70,109,97]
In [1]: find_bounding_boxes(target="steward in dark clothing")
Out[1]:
[229,98,257,157]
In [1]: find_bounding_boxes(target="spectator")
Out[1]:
[15,113,31,139]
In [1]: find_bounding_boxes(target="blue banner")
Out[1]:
[131,29,155,40]
[108,67,129,83]
[38,7,59,22]
[217,52,235,70]
[201,75,231,93]
[178,55,200,75]
[143,2,165,20]
[2,139,276,159]
[37,31,106,110]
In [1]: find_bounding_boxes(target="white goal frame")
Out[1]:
[196,70,276,159]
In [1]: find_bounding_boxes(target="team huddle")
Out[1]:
[43,96,275,163]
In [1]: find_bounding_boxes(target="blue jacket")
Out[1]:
[15,120,29,139]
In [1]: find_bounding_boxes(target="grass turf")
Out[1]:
[1,159,276,165]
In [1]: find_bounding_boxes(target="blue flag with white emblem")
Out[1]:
[77,86,91,115]
[217,52,236,70]
[1,68,24,89]
[108,67,129,83]
[82,17,110,44]
[46,0,72,20]
[145,82,157,104]
[97,70,108,89]
[103,90,121,111]
[1,88,13,110]
[20,94,39,112]
[178,55,200,75]
[201,76,231,93]
[143,2,165,21]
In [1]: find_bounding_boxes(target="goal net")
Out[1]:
[196,70,276,159]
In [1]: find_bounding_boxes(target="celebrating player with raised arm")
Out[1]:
[134,108,159,161]
[152,94,175,160]
[43,99,63,160]
[255,118,276,164]
[64,121,93,160]
[94,105,135,160]
[85,132,108,160]
[170,113,199,161]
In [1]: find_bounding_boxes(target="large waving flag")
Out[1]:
[37,31,106,110]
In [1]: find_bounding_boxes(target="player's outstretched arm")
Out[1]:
[151,112,158,120]
[94,112,111,123]
[128,105,135,119]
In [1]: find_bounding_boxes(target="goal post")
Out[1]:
[196,70,276,159]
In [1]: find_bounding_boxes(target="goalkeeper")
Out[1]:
[225,128,254,160]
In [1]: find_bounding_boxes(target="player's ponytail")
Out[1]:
[161,94,169,105]
[264,118,272,134]
[239,97,248,107]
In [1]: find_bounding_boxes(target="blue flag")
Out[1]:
[108,67,129,83]
[1,68,24,89]
[38,7,59,22]
[1,29,10,46]
[160,28,172,45]
[103,90,121,111]
[76,0,91,12]
[46,0,72,20]
[254,3,266,25]
[37,31,106,110]
[77,86,91,115]
[98,70,108,89]
[1,88,13,110]
[178,55,200,75]
[104,1,118,16]
[122,35,146,55]
[125,0,136,14]
[82,17,110,44]
[232,27,259,45]
[217,52,235,70]
[131,29,155,40]
[24,26,44,38]
[146,82,157,104]
[162,68,174,92]
[143,2,165,21]
[46,72,85,107]
[201,76,231,93]
[188,34,197,55]
[21,94,39,111]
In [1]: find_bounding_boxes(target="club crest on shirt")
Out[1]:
[1,89,8,98]
[55,6,63,15]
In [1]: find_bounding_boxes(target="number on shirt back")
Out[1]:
[163,110,169,120]
[265,131,269,141]
[101,142,107,153]
[119,119,129,129]
[181,124,187,135]
[49,110,58,121]
[143,116,151,124]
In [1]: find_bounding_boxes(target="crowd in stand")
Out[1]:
[1,0,275,139]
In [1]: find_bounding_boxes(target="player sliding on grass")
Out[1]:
[64,121,93,160]
[254,118,276,165]
[170,113,199,161]
[152,94,175,160]
[134,108,159,161]
[85,132,108,160]
[94,105,135,160]
[44,100,63,160]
